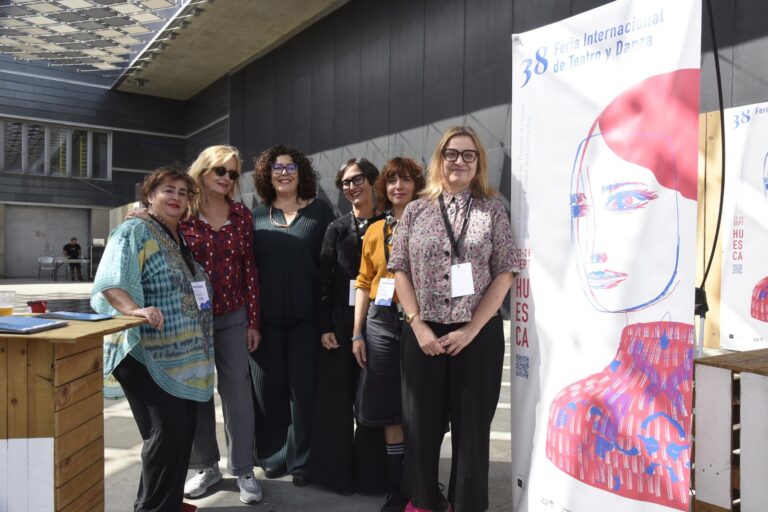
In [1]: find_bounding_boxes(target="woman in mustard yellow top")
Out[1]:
[352,157,424,512]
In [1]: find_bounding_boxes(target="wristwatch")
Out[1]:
[351,334,364,342]
[404,310,420,324]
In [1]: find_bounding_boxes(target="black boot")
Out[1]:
[381,449,407,512]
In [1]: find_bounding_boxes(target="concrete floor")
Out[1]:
[1,279,513,511]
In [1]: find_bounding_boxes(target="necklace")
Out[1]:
[353,215,369,230]
[269,203,302,228]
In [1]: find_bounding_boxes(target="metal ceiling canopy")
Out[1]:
[0,0,348,99]
[115,0,348,100]
[0,0,187,86]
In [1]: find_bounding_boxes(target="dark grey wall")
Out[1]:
[230,0,768,212]
[0,57,187,207]
[185,76,230,164]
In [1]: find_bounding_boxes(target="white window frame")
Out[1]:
[0,118,112,181]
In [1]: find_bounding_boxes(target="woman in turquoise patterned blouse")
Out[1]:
[92,164,214,512]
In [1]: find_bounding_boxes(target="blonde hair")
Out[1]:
[421,126,497,200]
[187,145,242,216]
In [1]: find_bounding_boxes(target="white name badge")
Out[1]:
[450,262,475,298]
[349,280,357,306]
[191,281,212,310]
[374,278,396,306]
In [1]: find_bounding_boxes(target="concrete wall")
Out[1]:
[3,205,89,278]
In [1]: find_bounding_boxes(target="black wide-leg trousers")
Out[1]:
[401,315,504,512]
[113,354,198,512]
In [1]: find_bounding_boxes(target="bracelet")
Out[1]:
[351,334,364,342]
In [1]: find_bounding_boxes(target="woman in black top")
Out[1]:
[309,158,387,495]
[250,145,334,486]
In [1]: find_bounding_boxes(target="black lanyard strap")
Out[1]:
[438,195,472,262]
[149,213,196,276]
[383,216,397,265]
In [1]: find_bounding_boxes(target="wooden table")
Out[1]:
[0,316,145,512]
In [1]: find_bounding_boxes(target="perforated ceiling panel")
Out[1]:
[0,0,198,79]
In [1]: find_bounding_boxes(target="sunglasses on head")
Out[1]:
[211,166,240,181]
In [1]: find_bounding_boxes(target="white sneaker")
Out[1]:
[238,471,263,504]
[184,466,222,498]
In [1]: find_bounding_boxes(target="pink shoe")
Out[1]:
[405,491,452,512]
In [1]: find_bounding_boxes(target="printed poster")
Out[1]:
[510,0,701,511]
[720,101,768,350]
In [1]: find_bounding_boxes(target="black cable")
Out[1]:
[696,0,727,316]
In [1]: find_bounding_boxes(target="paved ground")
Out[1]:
[0,279,512,511]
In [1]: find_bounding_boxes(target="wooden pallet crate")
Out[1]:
[694,348,768,512]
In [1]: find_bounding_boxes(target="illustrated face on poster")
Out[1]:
[571,133,680,312]
[546,69,698,512]
[749,151,768,322]
[763,151,768,198]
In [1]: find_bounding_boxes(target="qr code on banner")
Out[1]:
[733,264,743,274]
[516,354,529,380]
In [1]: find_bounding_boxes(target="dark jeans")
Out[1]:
[113,354,198,512]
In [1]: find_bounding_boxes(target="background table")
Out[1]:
[53,259,90,282]
[0,316,145,512]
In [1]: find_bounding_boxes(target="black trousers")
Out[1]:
[401,315,504,512]
[309,305,387,494]
[112,354,198,512]
[250,318,319,473]
[68,262,83,279]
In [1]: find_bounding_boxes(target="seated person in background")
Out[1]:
[62,237,85,281]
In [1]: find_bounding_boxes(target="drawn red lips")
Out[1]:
[588,269,628,289]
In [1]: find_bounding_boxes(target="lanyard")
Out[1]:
[438,195,472,262]
[149,213,197,276]
[383,215,397,265]
[350,213,367,262]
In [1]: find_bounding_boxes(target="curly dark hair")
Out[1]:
[334,157,379,190]
[138,162,198,208]
[253,145,318,205]
[374,157,425,211]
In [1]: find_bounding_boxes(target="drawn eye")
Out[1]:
[605,189,658,212]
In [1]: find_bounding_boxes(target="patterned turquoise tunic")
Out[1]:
[91,218,215,402]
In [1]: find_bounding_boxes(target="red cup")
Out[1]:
[27,300,48,313]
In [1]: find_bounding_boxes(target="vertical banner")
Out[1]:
[510,1,701,511]
[720,101,768,350]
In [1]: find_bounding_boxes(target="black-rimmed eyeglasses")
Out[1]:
[442,148,478,163]
[271,163,299,175]
[211,166,240,181]
[340,174,366,190]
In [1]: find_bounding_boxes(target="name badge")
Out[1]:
[450,262,475,298]
[374,277,396,306]
[349,280,357,306]
[191,281,212,311]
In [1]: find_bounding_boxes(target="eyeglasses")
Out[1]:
[211,166,240,181]
[271,163,299,175]
[340,174,366,190]
[442,148,478,163]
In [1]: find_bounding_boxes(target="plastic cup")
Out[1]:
[0,291,15,316]
[27,300,48,313]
